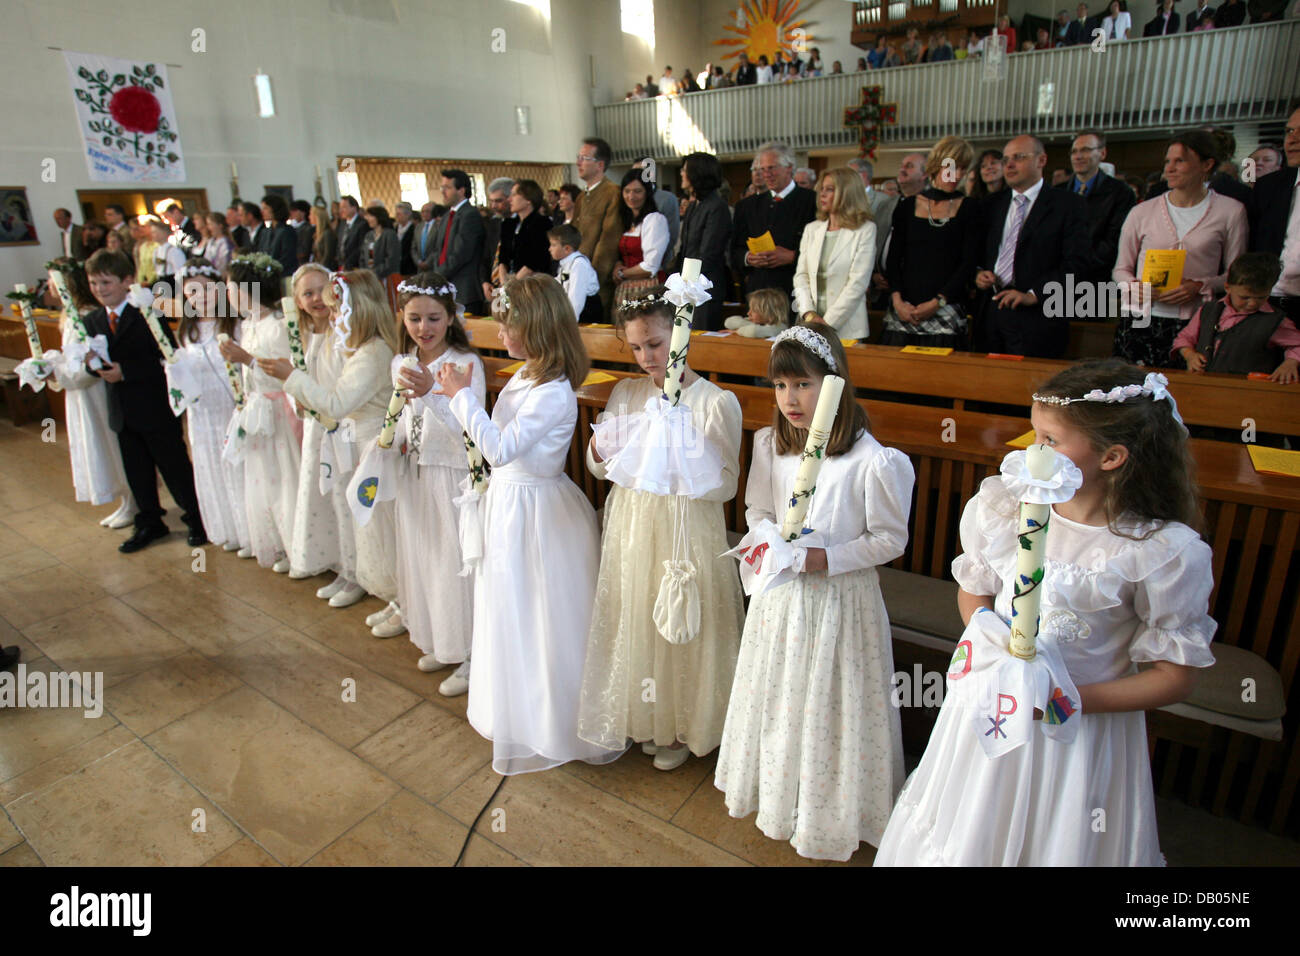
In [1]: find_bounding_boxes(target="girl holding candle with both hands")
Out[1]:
[715,323,916,862]
[387,272,483,678]
[875,359,1215,867]
[259,270,401,632]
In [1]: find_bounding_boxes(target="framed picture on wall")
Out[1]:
[264,185,294,205]
[0,187,39,246]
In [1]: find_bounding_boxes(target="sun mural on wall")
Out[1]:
[713,0,815,66]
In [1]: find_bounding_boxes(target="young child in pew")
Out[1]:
[1172,253,1300,384]
[548,223,602,324]
[388,272,483,677]
[714,323,915,861]
[40,257,136,528]
[576,288,745,771]
[724,287,787,338]
[285,264,341,582]
[875,359,1216,867]
[436,275,623,774]
[262,270,401,631]
[175,258,249,553]
[219,254,299,568]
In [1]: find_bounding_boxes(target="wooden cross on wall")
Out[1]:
[843,86,898,160]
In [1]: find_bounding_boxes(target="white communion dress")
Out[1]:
[714,427,915,861]
[171,319,248,550]
[235,310,301,567]
[283,336,397,602]
[49,318,129,506]
[874,476,1216,867]
[449,369,623,775]
[287,329,341,577]
[577,375,745,756]
[393,347,482,664]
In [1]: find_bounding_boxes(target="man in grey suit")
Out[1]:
[289,200,315,266]
[480,177,514,304]
[414,202,438,272]
[427,169,486,315]
[53,208,86,260]
[336,195,367,270]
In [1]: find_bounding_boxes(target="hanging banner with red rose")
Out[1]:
[63,51,186,183]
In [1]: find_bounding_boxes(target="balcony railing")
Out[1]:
[594,22,1300,163]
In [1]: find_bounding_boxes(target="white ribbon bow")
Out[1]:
[663,272,713,308]
[1142,371,1186,431]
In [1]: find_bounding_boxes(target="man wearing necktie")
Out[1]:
[415,202,437,269]
[426,169,485,315]
[1057,130,1135,291]
[974,135,1089,357]
[730,140,818,304]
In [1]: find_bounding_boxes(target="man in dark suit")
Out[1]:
[163,203,201,251]
[53,208,86,260]
[81,250,204,553]
[1065,2,1096,43]
[1057,130,1136,288]
[427,169,486,315]
[733,52,757,86]
[395,202,417,275]
[336,195,367,270]
[104,204,134,257]
[241,201,269,254]
[729,141,818,303]
[480,179,513,304]
[1143,0,1181,34]
[260,194,299,277]
[1185,0,1215,27]
[1249,103,1300,323]
[289,199,315,266]
[974,135,1090,358]
[413,202,438,273]
[226,204,250,249]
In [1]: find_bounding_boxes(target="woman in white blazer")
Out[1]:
[792,168,877,341]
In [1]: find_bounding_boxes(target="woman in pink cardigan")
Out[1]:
[1112,130,1248,368]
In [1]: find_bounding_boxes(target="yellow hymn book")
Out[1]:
[746,231,776,254]
[900,345,954,355]
[1140,249,1186,293]
[1247,445,1300,478]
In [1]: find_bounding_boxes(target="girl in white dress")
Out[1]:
[283,264,341,583]
[175,258,248,552]
[436,275,622,775]
[265,270,400,620]
[387,271,483,670]
[578,290,745,770]
[875,360,1215,867]
[715,323,915,862]
[42,258,134,527]
[218,253,301,571]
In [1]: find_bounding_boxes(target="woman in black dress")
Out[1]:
[672,152,732,331]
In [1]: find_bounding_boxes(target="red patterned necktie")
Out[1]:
[438,209,456,266]
[109,310,119,335]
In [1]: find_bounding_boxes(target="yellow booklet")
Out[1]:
[1247,445,1300,478]
[1006,429,1036,449]
[1141,249,1186,293]
[900,345,954,356]
[495,361,615,388]
[746,231,776,254]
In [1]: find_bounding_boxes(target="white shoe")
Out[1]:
[222,541,241,552]
[101,498,135,528]
[271,557,291,573]
[316,575,346,599]
[365,601,399,628]
[287,567,311,579]
[328,583,366,608]
[236,547,254,559]
[641,741,659,756]
[107,512,136,530]
[371,615,407,638]
[653,745,690,771]
[417,654,446,673]
[438,660,470,697]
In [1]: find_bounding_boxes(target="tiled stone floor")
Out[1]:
[1,418,1297,867]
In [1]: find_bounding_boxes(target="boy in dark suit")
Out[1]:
[82,250,206,553]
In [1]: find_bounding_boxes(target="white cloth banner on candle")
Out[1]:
[63,51,186,183]
[221,411,246,465]
[941,608,1082,758]
[318,427,355,495]
[452,474,487,578]
[16,352,60,392]
[345,441,399,528]
[64,336,111,371]
[164,352,204,417]
[592,395,724,498]
[722,518,825,597]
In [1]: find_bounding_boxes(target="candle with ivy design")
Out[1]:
[1008,444,1056,661]
[779,374,845,541]
[661,258,703,407]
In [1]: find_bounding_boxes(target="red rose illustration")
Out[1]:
[108,84,161,134]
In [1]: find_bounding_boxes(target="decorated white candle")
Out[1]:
[131,283,176,362]
[216,333,246,406]
[779,374,846,541]
[378,355,422,449]
[1008,443,1056,661]
[48,268,100,369]
[459,361,489,493]
[15,284,42,359]
[662,257,701,407]
[282,296,307,370]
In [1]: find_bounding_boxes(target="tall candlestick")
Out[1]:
[1008,444,1057,661]
[779,374,845,541]
[231,161,238,178]
[216,333,245,406]
[378,355,422,449]
[662,257,701,407]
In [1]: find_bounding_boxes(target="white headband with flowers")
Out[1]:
[1033,371,1186,431]
[771,325,838,373]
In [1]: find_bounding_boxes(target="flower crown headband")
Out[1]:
[397,280,456,299]
[1032,372,1186,432]
[771,325,838,373]
[230,252,283,279]
[182,262,221,280]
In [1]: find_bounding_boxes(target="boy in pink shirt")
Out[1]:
[1173,253,1300,384]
